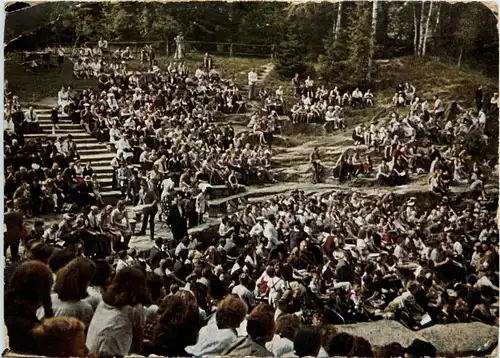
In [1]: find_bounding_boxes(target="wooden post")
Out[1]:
[230,43,233,57]
[134,42,138,58]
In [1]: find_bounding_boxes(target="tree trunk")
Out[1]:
[413,4,419,55]
[367,0,378,81]
[332,3,337,38]
[422,0,433,56]
[432,3,441,49]
[457,45,463,68]
[418,0,426,56]
[334,1,342,45]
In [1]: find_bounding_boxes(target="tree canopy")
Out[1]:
[6,1,498,81]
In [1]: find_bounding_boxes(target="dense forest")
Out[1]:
[6,1,499,82]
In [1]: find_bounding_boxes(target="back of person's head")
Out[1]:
[147,272,164,303]
[215,294,248,329]
[176,288,198,307]
[326,332,354,357]
[373,342,404,358]
[103,266,152,308]
[349,336,373,357]
[170,284,179,295]
[6,261,53,308]
[276,314,301,341]
[48,249,76,273]
[293,326,322,357]
[251,302,275,316]
[54,256,96,301]
[405,339,437,358]
[246,311,275,344]
[29,242,55,264]
[32,316,86,357]
[153,294,200,349]
[90,259,113,287]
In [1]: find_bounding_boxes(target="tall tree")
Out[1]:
[347,2,372,81]
[367,0,378,81]
[418,0,426,56]
[334,1,343,46]
[422,0,433,56]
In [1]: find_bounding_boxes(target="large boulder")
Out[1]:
[336,320,425,349]
[419,322,498,356]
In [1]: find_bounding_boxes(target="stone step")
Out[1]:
[24,134,99,143]
[39,123,81,129]
[79,153,115,162]
[92,166,114,173]
[37,113,69,119]
[79,148,113,156]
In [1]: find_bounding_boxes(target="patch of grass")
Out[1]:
[265,55,498,108]
[5,53,270,102]
[5,55,96,103]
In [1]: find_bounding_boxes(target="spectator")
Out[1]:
[32,316,88,357]
[86,266,152,357]
[5,261,54,355]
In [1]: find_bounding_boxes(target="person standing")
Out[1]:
[174,32,184,60]
[248,68,258,100]
[203,53,213,69]
[433,94,445,120]
[51,106,60,135]
[167,195,188,242]
[475,85,483,113]
[195,187,210,224]
[98,37,108,56]
[56,45,65,73]
[292,73,300,97]
[4,200,24,262]
[137,182,158,240]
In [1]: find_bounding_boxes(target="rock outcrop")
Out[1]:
[419,322,498,356]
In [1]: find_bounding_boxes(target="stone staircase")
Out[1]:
[24,108,119,200]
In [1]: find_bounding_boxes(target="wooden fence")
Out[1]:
[60,40,276,59]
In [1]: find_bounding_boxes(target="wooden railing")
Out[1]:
[50,40,277,59]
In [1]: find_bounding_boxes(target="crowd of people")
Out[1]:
[4,187,498,357]
[4,36,499,358]
[286,73,375,127]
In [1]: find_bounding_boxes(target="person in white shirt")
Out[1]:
[275,86,284,98]
[477,109,486,131]
[248,68,258,100]
[264,216,282,254]
[351,87,363,107]
[433,94,445,120]
[266,314,300,357]
[4,116,15,136]
[305,76,314,98]
[58,86,71,112]
[232,273,256,311]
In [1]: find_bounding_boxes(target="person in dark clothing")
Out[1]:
[167,196,188,242]
[4,201,24,262]
[137,182,158,240]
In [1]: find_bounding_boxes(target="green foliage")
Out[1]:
[346,2,373,81]
[463,131,487,158]
[275,25,309,78]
